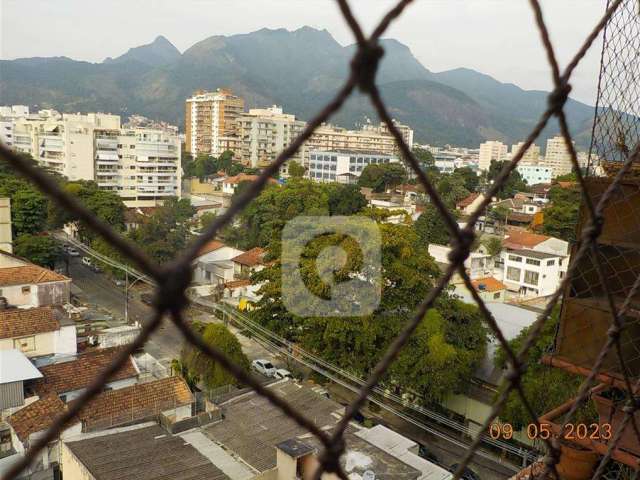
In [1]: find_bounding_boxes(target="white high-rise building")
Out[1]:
[237,106,306,174]
[478,141,508,171]
[5,109,180,207]
[0,106,30,147]
[543,136,574,178]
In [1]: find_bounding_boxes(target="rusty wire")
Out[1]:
[2,0,639,479]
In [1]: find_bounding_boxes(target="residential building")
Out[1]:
[193,240,244,285]
[231,247,267,279]
[0,349,42,416]
[0,105,30,147]
[7,110,181,207]
[428,244,494,280]
[0,252,71,307]
[184,89,245,157]
[237,106,306,172]
[361,118,414,150]
[510,142,541,164]
[307,149,400,183]
[221,173,276,195]
[0,306,77,359]
[500,248,567,297]
[516,164,553,185]
[305,122,410,161]
[478,140,508,171]
[456,192,486,216]
[503,229,569,257]
[0,199,11,254]
[543,135,574,178]
[33,347,139,402]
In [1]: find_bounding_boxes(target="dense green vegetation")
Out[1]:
[542,183,581,242]
[358,163,407,192]
[483,160,529,199]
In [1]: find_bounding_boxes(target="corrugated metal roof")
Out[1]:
[0,349,42,383]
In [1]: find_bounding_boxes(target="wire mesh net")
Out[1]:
[1,1,640,479]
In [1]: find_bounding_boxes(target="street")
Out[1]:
[67,257,185,365]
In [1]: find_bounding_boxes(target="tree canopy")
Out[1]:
[414,206,458,246]
[358,163,407,193]
[14,234,61,268]
[486,160,529,199]
[542,184,581,242]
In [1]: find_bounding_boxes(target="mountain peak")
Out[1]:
[104,35,180,66]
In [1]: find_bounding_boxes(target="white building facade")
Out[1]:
[516,164,553,185]
[478,140,508,171]
[306,150,400,183]
[500,249,567,297]
[543,135,574,178]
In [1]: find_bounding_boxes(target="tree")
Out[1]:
[14,234,61,268]
[287,161,305,179]
[453,167,480,193]
[327,184,367,216]
[542,184,581,242]
[487,160,529,199]
[495,307,596,429]
[414,207,458,246]
[11,189,48,237]
[199,212,217,232]
[358,164,406,192]
[413,147,434,167]
[181,323,250,390]
[436,174,470,208]
[482,236,503,257]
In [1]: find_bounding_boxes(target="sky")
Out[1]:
[0,0,609,105]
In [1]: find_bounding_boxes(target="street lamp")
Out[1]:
[124,270,145,325]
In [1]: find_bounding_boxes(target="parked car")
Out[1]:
[67,247,80,257]
[82,256,93,267]
[448,464,480,480]
[251,359,276,377]
[274,369,293,380]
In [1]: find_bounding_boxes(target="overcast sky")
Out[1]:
[0,0,608,105]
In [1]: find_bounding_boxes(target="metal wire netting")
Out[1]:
[1,1,640,479]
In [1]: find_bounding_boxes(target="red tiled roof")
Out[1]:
[225,279,251,289]
[197,240,226,256]
[7,392,72,442]
[0,307,60,339]
[504,230,550,249]
[456,192,481,209]
[471,277,506,293]
[232,247,266,267]
[75,377,193,428]
[0,265,69,287]
[224,174,277,186]
[34,347,138,396]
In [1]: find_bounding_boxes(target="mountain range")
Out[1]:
[0,27,597,148]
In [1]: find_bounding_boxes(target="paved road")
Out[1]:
[68,257,184,364]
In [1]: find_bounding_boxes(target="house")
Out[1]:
[74,376,193,432]
[223,279,263,310]
[221,173,276,195]
[5,392,81,477]
[456,192,485,216]
[193,240,244,285]
[0,306,76,359]
[500,248,567,297]
[0,252,71,307]
[453,277,507,303]
[503,229,569,256]
[428,244,494,280]
[231,247,267,278]
[0,349,42,419]
[33,347,139,402]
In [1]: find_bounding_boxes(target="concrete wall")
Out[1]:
[61,441,96,480]
[0,330,57,358]
[0,198,12,254]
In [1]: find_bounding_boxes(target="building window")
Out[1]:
[508,255,522,262]
[14,336,36,353]
[21,286,31,294]
[493,292,501,299]
[524,270,539,285]
[506,267,521,281]
[546,259,555,266]
[526,258,541,266]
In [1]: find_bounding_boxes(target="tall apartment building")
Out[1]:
[361,120,414,151]
[184,89,245,157]
[237,106,306,174]
[5,108,181,207]
[510,142,541,164]
[305,122,410,160]
[0,105,29,147]
[478,140,508,171]
[543,135,574,178]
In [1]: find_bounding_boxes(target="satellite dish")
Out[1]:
[363,471,376,480]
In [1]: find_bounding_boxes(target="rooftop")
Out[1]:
[276,438,315,458]
[7,392,71,442]
[0,349,43,384]
[34,347,138,396]
[64,424,230,480]
[231,247,266,267]
[456,192,481,209]
[75,376,193,429]
[0,306,60,339]
[507,248,562,260]
[204,380,343,472]
[197,240,226,256]
[0,264,69,287]
[471,277,507,293]
[504,230,551,248]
